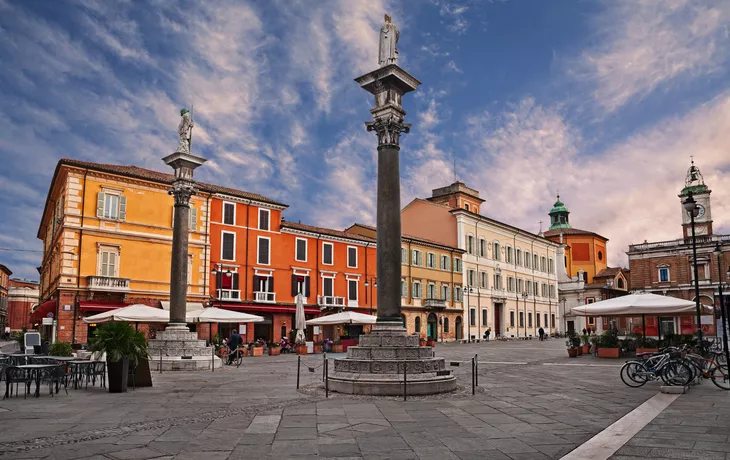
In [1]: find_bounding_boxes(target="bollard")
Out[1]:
[474,353,478,387]
[159,350,163,374]
[297,355,301,389]
[403,359,407,401]
[471,357,475,395]
[212,346,215,373]
[325,358,329,398]
[322,352,327,382]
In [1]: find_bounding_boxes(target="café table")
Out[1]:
[16,364,56,398]
[68,361,100,390]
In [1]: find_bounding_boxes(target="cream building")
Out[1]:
[402,182,560,340]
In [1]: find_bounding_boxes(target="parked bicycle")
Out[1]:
[220,345,244,368]
[620,349,693,388]
[680,344,729,390]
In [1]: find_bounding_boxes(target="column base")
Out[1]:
[147,327,221,371]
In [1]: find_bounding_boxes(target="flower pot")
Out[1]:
[240,347,248,356]
[296,345,308,355]
[635,348,659,355]
[581,345,590,354]
[268,347,280,356]
[426,338,435,347]
[576,346,583,356]
[314,345,323,354]
[598,347,620,358]
[107,357,129,393]
[333,344,343,353]
[419,338,426,347]
[567,347,578,358]
[252,347,263,357]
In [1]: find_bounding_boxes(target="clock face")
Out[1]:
[696,204,706,218]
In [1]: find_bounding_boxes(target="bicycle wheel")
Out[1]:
[235,351,243,368]
[620,362,648,388]
[661,361,693,386]
[710,364,730,390]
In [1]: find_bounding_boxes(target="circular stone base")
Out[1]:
[328,371,456,396]
[151,356,222,371]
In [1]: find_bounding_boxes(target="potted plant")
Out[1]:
[48,341,74,357]
[580,335,590,354]
[597,328,620,358]
[426,337,435,347]
[635,337,659,354]
[268,341,281,356]
[332,341,343,353]
[89,322,148,393]
[251,341,263,357]
[419,335,427,347]
[565,331,579,357]
[314,342,323,354]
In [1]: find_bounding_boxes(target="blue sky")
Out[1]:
[1,0,729,279]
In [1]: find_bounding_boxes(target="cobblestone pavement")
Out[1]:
[0,339,670,459]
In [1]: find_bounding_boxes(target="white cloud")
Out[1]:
[446,60,462,73]
[421,44,450,57]
[577,0,730,112]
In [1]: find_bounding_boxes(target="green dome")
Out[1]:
[548,195,571,230]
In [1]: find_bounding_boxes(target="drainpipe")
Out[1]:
[243,199,251,301]
[71,169,88,346]
[203,195,211,300]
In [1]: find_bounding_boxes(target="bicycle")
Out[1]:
[620,349,693,388]
[681,345,729,390]
[220,346,244,368]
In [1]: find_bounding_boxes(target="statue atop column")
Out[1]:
[177,108,194,154]
[378,14,399,67]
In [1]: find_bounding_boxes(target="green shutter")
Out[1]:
[190,207,198,231]
[118,196,127,221]
[96,192,105,218]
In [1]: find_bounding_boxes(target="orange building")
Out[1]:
[7,278,39,332]
[0,264,10,331]
[208,194,377,344]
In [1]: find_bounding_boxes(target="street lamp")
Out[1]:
[561,297,566,335]
[364,278,377,315]
[466,286,474,342]
[211,266,232,308]
[521,291,528,338]
[683,191,704,351]
[713,244,729,368]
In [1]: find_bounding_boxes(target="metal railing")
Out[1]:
[254,291,276,303]
[424,298,446,309]
[87,276,130,291]
[629,234,730,251]
[317,295,345,307]
[218,289,241,300]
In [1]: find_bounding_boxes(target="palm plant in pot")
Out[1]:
[580,334,590,354]
[89,322,148,393]
[597,328,620,358]
[565,330,579,357]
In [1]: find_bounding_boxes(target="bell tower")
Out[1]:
[679,159,712,238]
[549,195,571,230]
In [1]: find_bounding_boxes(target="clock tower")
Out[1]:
[679,159,713,238]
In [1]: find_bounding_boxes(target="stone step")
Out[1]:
[359,335,420,348]
[347,346,434,360]
[148,340,207,348]
[334,357,446,374]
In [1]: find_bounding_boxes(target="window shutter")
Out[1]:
[96,192,105,218]
[412,283,417,298]
[269,276,274,292]
[291,274,298,296]
[417,252,422,266]
[190,207,198,231]
[118,196,127,221]
[232,273,240,290]
[171,206,175,227]
[253,275,259,293]
[305,277,311,297]
[412,250,417,265]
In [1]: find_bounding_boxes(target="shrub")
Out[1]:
[48,341,74,357]
[88,322,149,365]
[598,328,619,348]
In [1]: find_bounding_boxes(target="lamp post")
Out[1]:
[521,291,528,338]
[683,191,704,351]
[466,286,473,342]
[713,244,729,368]
[561,297,566,335]
[210,266,232,309]
[364,278,377,316]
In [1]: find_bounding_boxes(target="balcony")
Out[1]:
[424,298,446,309]
[87,276,130,292]
[318,295,345,308]
[218,289,241,300]
[254,291,276,303]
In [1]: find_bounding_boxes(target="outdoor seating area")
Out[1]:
[0,353,106,399]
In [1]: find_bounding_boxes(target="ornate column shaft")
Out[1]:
[168,179,196,326]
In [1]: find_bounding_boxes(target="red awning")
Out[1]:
[79,301,127,312]
[220,303,320,315]
[30,299,57,322]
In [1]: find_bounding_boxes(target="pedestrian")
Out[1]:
[538,327,545,341]
[485,327,491,342]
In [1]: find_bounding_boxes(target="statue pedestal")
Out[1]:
[147,326,221,371]
[328,324,456,396]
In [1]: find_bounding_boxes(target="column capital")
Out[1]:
[366,115,411,147]
[168,179,197,206]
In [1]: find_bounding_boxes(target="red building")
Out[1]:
[7,279,39,332]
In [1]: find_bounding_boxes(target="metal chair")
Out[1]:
[86,362,106,389]
[3,367,31,399]
[9,356,26,366]
[41,365,68,396]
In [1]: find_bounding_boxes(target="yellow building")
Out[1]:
[543,196,608,284]
[346,224,465,342]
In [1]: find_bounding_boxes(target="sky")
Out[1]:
[0,0,729,280]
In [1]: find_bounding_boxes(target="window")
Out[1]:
[533,281,539,296]
[415,316,421,333]
[427,283,436,299]
[507,277,515,292]
[597,250,603,261]
[412,250,423,266]
[402,248,407,264]
[223,202,236,225]
[98,247,119,277]
[295,238,307,262]
[542,284,548,297]
[509,310,515,327]
[347,246,358,268]
[519,311,524,328]
[444,317,449,333]
[533,254,539,269]
[525,252,531,268]
[551,314,555,328]
[412,281,422,299]
[526,280,531,295]
[257,237,270,265]
[582,271,588,282]
[468,269,476,287]
[258,208,270,231]
[528,312,533,328]
[518,278,524,293]
[464,203,470,211]
[441,285,450,301]
[322,277,334,297]
[493,242,500,261]
[96,191,126,221]
[454,258,462,273]
[618,278,625,289]
[549,258,554,274]
[322,243,334,265]
[588,316,595,325]
[171,205,198,230]
[469,308,476,326]
[659,267,670,282]
[506,247,513,263]
[493,273,502,290]
[426,252,436,268]
[550,284,556,298]
[221,232,236,261]
[454,286,462,301]
[480,271,488,289]
[401,280,408,298]
[292,274,310,297]
[479,238,487,257]
[254,274,272,293]
[536,312,541,328]
[586,298,595,304]
[440,255,450,270]
[516,249,522,266]
[482,309,488,326]
[466,235,474,254]
[348,279,358,302]
[544,313,548,328]
[541,257,546,272]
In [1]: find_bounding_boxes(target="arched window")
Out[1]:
[415,316,421,333]
[443,317,449,333]
[617,278,624,289]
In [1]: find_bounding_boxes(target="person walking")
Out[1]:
[538,327,545,341]
[485,327,491,342]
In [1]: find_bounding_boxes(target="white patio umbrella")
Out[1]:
[306,310,377,326]
[83,304,169,324]
[295,293,306,345]
[569,293,713,316]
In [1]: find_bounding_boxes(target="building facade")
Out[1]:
[0,264,11,332]
[628,161,728,336]
[402,182,560,340]
[347,223,465,342]
[7,279,39,332]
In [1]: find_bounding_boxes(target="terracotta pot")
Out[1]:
[240,347,248,356]
[252,347,263,357]
[567,348,578,358]
[333,344,343,353]
[636,348,659,355]
[419,338,427,347]
[427,339,435,347]
[268,347,280,356]
[598,347,620,358]
[581,344,590,354]
[577,346,583,356]
[314,345,323,354]
[296,345,308,355]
